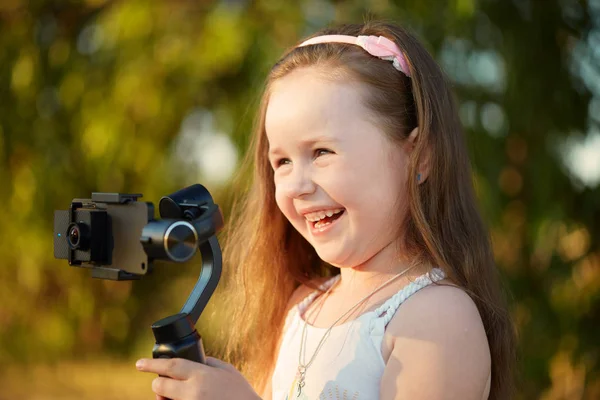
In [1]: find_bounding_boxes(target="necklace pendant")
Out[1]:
[288,366,307,399]
[295,366,306,398]
[296,378,305,397]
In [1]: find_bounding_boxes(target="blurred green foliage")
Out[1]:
[0,0,599,399]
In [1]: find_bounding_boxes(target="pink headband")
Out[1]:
[298,34,411,78]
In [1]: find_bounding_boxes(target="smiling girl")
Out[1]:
[136,21,516,400]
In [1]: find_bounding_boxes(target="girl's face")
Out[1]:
[265,67,412,268]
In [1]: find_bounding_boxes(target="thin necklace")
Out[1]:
[291,266,414,398]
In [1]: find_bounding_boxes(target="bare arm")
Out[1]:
[380,285,492,400]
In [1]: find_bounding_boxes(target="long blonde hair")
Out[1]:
[217,21,515,400]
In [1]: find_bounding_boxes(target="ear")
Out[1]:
[404,127,431,185]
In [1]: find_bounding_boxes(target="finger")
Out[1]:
[137,358,204,380]
[152,376,185,400]
[205,356,237,372]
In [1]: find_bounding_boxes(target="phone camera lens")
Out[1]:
[67,223,82,249]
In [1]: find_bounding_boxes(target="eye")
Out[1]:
[275,158,291,167]
[314,148,333,158]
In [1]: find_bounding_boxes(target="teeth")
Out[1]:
[304,208,343,222]
[315,220,332,230]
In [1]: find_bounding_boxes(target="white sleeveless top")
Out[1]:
[271,268,446,400]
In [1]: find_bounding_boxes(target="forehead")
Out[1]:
[265,67,371,144]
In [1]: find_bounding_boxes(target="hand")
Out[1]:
[136,356,261,400]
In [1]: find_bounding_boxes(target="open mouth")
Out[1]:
[305,209,345,230]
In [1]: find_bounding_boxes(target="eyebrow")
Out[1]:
[268,136,338,157]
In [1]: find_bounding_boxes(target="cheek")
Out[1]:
[325,161,373,205]
[347,154,408,217]
[274,183,296,221]
[274,184,287,213]
[316,164,352,195]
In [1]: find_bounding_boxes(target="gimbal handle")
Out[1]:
[146,184,223,367]
[150,235,221,364]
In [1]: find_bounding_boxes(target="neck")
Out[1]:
[332,238,431,295]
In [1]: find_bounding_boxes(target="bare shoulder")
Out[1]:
[386,279,487,336]
[381,280,491,400]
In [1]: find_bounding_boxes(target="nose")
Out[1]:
[278,164,316,198]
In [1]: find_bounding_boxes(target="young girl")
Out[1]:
[136,21,515,400]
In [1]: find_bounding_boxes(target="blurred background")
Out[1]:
[0,0,598,399]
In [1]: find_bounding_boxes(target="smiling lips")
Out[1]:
[303,208,345,230]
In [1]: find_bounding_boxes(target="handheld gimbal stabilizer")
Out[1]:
[53,184,223,366]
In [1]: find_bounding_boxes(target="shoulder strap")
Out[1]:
[373,268,446,327]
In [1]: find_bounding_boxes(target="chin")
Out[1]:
[311,246,339,263]
[312,247,353,268]
[317,244,387,270]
